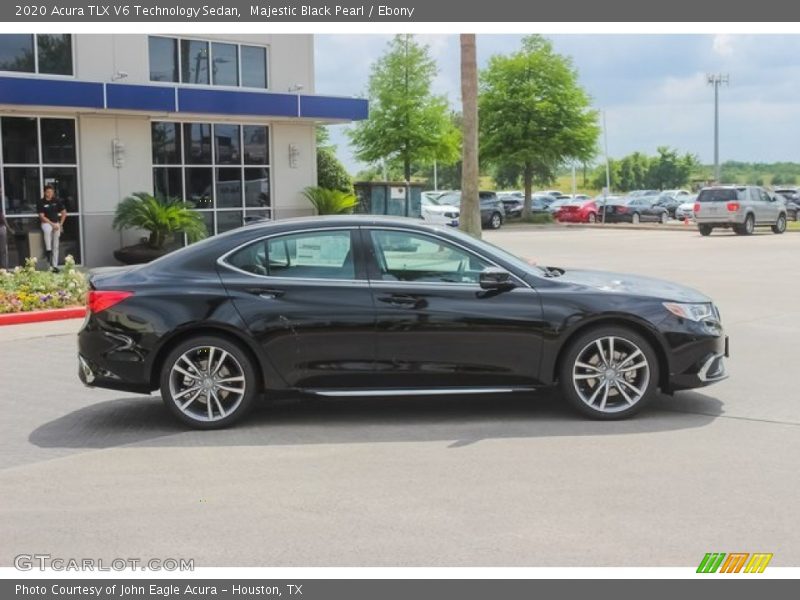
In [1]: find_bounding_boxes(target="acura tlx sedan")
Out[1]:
[78,216,729,428]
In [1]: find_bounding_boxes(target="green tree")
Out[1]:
[316,126,352,192]
[645,147,698,189]
[479,35,599,218]
[349,35,460,182]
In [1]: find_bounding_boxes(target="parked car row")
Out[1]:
[422,191,506,229]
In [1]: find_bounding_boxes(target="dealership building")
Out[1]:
[0,34,367,266]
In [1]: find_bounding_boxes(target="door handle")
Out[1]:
[377,294,425,309]
[247,288,285,300]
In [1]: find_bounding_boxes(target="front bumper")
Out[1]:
[666,332,729,392]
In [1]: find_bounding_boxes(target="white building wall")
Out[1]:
[73,34,315,93]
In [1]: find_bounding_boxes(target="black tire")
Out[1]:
[698,225,713,236]
[631,213,640,224]
[558,326,660,420]
[160,335,258,429]
[736,214,755,236]
[772,214,787,234]
[488,212,503,230]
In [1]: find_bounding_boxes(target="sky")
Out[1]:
[313,34,800,174]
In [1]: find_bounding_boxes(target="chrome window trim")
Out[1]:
[216,226,364,283]
[216,224,532,289]
[364,226,531,289]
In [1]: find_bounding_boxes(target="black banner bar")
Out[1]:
[2,0,800,22]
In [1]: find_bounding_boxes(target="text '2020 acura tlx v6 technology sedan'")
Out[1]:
[78,216,729,428]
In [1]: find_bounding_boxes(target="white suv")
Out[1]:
[694,185,787,236]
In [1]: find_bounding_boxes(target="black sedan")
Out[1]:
[603,196,670,224]
[78,216,728,428]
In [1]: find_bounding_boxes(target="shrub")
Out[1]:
[113,192,207,249]
[520,213,554,224]
[0,256,87,313]
[302,187,359,215]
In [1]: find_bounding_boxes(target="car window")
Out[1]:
[369,230,491,284]
[758,189,772,203]
[226,230,355,280]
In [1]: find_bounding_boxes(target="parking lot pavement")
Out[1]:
[1,227,799,567]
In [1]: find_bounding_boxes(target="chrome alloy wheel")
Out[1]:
[571,336,650,413]
[168,346,246,422]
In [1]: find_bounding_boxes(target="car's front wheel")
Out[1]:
[488,212,503,229]
[660,212,668,224]
[160,335,258,429]
[559,327,659,420]
[587,212,596,223]
[772,214,786,234]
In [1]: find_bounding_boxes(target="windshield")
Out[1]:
[437,193,461,206]
[697,188,744,202]
[421,195,441,206]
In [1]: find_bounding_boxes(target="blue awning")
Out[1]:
[0,75,368,121]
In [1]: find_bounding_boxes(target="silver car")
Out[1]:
[694,185,787,236]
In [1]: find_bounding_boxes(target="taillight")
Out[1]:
[87,290,133,313]
[693,203,701,213]
[727,202,740,212]
[617,206,627,213]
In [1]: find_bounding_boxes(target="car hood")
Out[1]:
[423,205,459,214]
[555,268,710,302]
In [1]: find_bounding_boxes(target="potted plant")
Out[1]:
[112,193,208,265]
[302,186,359,215]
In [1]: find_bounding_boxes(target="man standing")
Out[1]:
[37,184,67,271]
[0,186,10,269]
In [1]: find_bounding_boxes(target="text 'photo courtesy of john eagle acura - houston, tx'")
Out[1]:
[77,216,729,429]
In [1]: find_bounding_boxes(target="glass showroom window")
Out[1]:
[0,116,81,266]
[152,121,271,238]
[148,36,268,89]
[0,34,73,75]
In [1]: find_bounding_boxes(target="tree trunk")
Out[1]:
[522,162,533,220]
[459,33,481,239]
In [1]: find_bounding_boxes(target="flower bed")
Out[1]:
[0,256,87,314]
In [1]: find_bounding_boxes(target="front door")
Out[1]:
[218,228,376,389]
[364,228,545,389]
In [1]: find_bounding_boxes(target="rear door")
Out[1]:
[218,227,376,389]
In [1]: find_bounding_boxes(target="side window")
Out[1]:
[225,230,355,279]
[369,230,491,284]
[759,190,772,203]
[226,239,267,275]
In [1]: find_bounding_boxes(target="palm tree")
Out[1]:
[113,192,207,249]
[302,187,358,215]
[459,33,481,238]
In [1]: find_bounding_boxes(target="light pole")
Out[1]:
[602,110,611,223]
[707,73,729,183]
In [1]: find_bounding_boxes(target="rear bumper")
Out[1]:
[78,352,152,394]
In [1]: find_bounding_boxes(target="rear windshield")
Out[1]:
[697,189,744,202]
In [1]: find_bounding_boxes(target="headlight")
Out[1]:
[663,302,715,322]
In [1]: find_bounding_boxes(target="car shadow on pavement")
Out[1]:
[29,388,724,450]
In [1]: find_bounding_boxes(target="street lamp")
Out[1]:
[707,73,729,183]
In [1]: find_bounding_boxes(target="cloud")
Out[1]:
[712,34,735,57]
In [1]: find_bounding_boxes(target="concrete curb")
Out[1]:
[503,221,698,232]
[0,306,86,327]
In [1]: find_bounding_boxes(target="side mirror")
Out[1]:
[479,267,515,290]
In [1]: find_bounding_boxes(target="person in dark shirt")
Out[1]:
[0,185,10,269]
[37,185,67,271]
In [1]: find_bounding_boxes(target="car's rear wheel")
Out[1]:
[488,212,503,229]
[160,335,258,429]
[735,214,755,235]
[559,327,659,420]
[660,212,668,224]
[698,224,713,236]
[631,213,640,224]
[772,214,786,234]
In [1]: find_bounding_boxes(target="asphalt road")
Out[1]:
[1,226,798,567]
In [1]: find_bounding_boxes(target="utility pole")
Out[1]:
[707,73,729,183]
